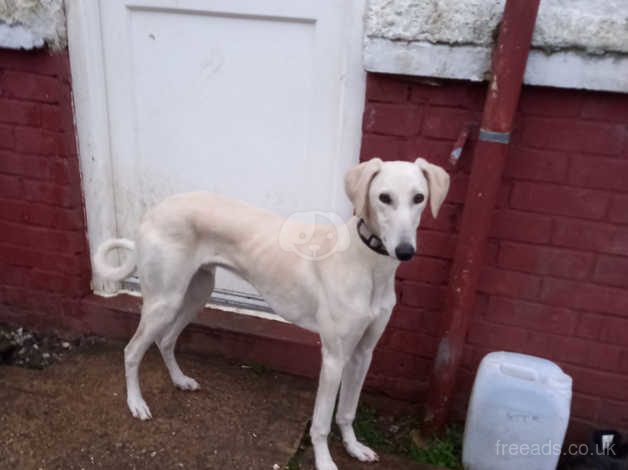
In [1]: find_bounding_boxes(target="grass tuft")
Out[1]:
[407,424,464,469]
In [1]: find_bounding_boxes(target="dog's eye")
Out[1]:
[413,193,425,204]
[379,193,392,204]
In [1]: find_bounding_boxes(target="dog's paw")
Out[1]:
[344,440,379,462]
[314,458,338,470]
[127,397,152,420]
[173,375,200,391]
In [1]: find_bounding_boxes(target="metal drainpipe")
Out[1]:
[423,0,542,432]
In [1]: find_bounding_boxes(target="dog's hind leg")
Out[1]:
[124,264,197,420]
[157,267,215,390]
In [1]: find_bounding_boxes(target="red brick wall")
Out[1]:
[361,73,628,437]
[2,44,628,440]
[0,49,90,328]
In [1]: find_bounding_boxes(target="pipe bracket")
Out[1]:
[479,129,511,144]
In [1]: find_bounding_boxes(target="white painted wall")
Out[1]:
[364,0,628,93]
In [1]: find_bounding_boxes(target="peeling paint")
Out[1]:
[434,337,450,372]
[0,0,66,50]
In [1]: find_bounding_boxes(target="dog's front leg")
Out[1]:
[336,312,391,462]
[336,345,379,462]
[310,350,346,470]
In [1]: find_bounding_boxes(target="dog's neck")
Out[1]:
[346,217,399,273]
[357,218,389,256]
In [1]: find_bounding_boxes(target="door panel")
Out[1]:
[74,0,366,313]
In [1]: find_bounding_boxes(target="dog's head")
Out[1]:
[345,157,450,261]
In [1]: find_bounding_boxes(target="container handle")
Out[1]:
[500,363,538,382]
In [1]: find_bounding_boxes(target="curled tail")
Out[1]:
[93,238,137,281]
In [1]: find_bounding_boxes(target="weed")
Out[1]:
[408,423,464,469]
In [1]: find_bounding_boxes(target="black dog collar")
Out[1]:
[357,219,389,256]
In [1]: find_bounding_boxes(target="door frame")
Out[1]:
[65,0,367,300]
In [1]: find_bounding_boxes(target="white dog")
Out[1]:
[93,157,449,470]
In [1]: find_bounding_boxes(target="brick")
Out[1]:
[360,134,402,161]
[0,263,31,288]
[485,296,577,336]
[600,317,628,346]
[423,108,471,140]
[523,331,554,358]
[609,195,628,224]
[412,83,484,110]
[370,348,431,379]
[576,313,603,339]
[0,221,85,254]
[0,151,60,180]
[567,366,628,401]
[523,118,624,156]
[418,230,456,259]
[388,330,438,358]
[389,306,424,332]
[593,255,628,288]
[498,242,594,280]
[0,174,23,199]
[409,84,438,104]
[406,138,453,167]
[599,400,628,429]
[400,281,445,310]
[0,245,87,275]
[363,103,422,137]
[511,182,609,220]
[14,127,59,155]
[553,337,623,372]
[0,285,66,316]
[568,155,628,192]
[365,74,409,103]
[0,98,41,126]
[541,278,628,317]
[421,203,459,232]
[485,241,499,266]
[491,210,553,244]
[478,267,542,300]
[23,180,79,207]
[0,49,67,76]
[552,219,628,256]
[1,70,60,103]
[396,255,450,284]
[467,322,527,350]
[571,394,600,421]
[0,125,15,150]
[0,200,83,230]
[31,269,87,295]
[519,87,583,117]
[504,147,568,183]
[40,104,63,131]
[364,375,428,402]
[421,310,441,336]
[581,92,628,123]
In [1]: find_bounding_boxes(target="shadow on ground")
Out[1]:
[0,337,440,469]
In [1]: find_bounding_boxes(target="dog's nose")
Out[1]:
[395,243,415,261]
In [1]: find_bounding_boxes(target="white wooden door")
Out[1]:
[67,0,366,316]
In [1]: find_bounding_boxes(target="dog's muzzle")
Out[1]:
[394,243,415,261]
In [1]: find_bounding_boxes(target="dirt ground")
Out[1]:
[0,330,438,470]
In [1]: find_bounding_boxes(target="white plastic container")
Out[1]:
[463,351,572,470]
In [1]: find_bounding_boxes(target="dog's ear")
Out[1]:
[415,157,450,218]
[345,158,382,218]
